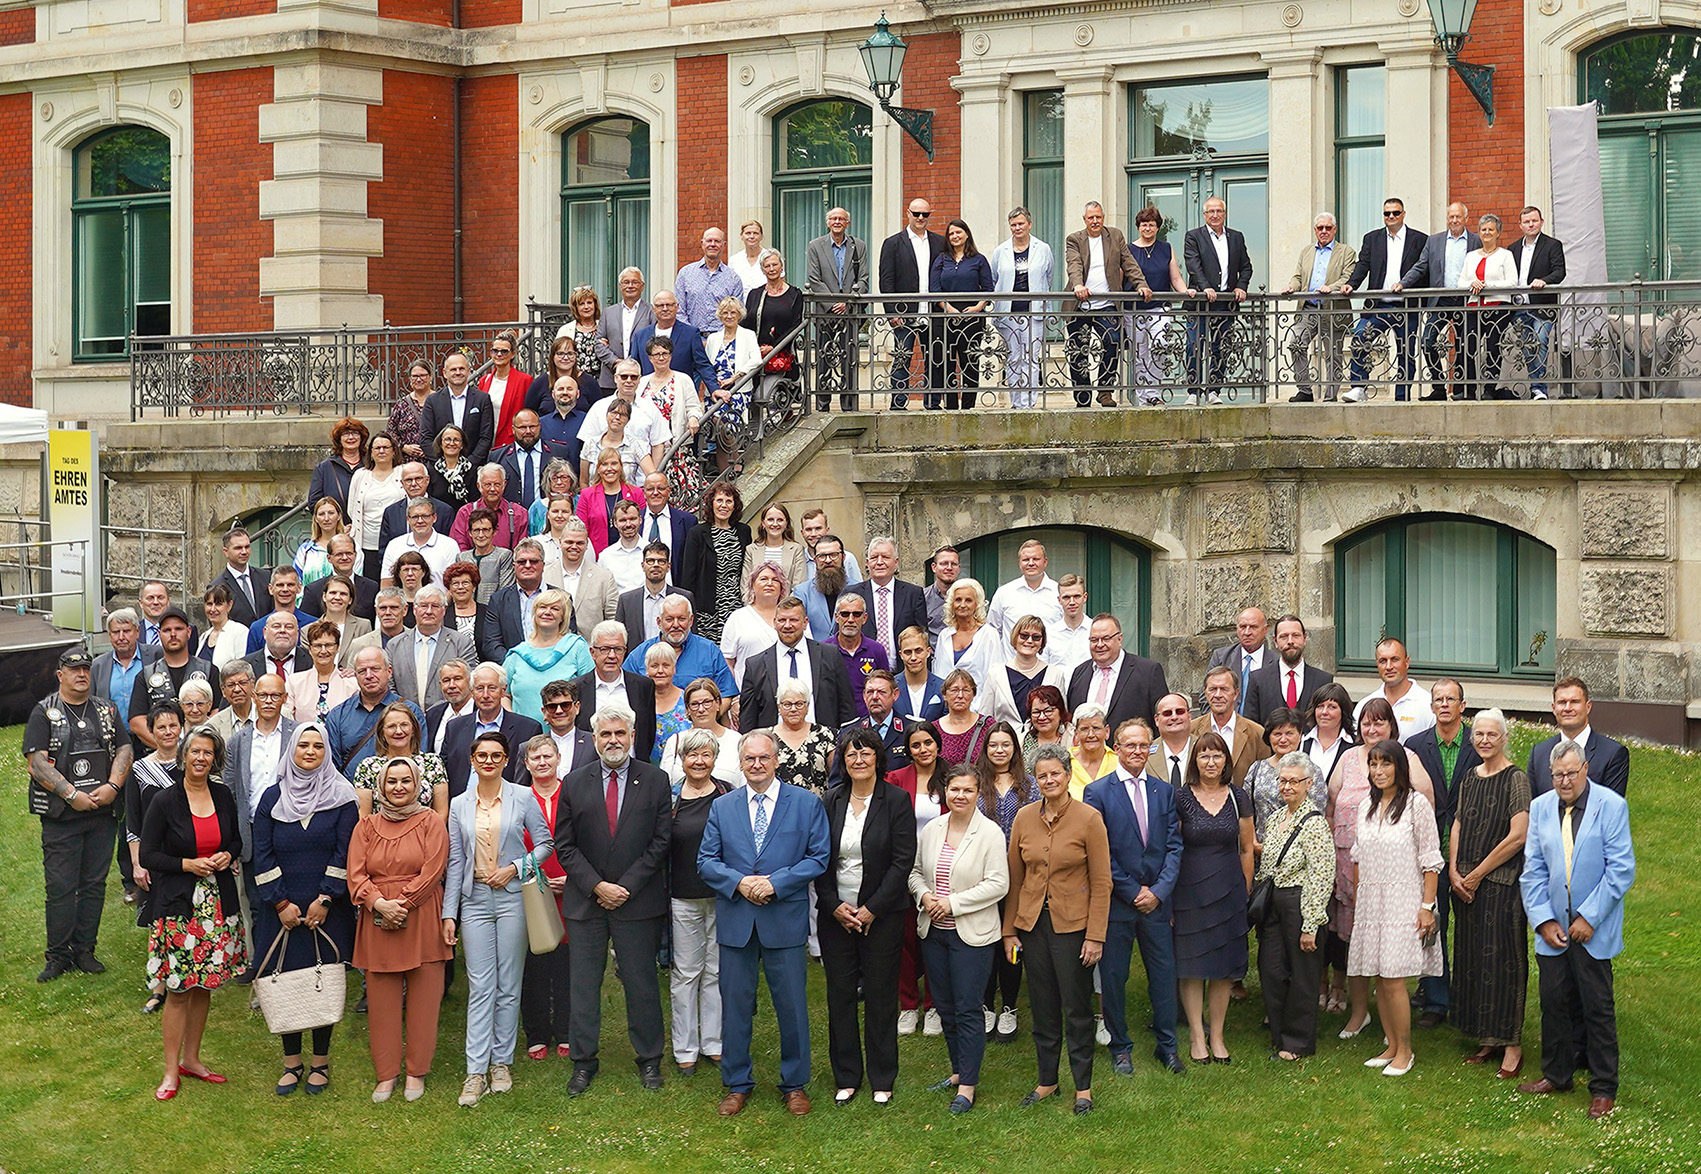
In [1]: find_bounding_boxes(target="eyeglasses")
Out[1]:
[254,691,285,701]
[1015,631,1043,642]
[1551,769,1585,783]
[616,373,640,380]
[838,610,866,619]
[1157,707,1189,718]
[472,751,506,763]
[1030,705,1058,717]
[572,284,594,293]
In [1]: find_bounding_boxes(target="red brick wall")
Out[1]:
[378,0,451,23]
[676,54,728,271]
[0,8,34,45]
[192,70,273,333]
[187,0,274,20]
[368,71,457,326]
[459,74,519,321]
[0,94,31,405]
[459,0,518,27]
[1447,0,1524,222]
[896,30,960,216]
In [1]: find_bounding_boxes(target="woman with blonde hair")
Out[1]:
[502,589,592,722]
[931,578,1003,698]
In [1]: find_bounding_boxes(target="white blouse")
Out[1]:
[1455,248,1520,305]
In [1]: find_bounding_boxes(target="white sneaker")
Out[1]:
[1531,389,1548,400]
[488,1064,512,1094]
[998,1007,1018,1038]
[923,1008,944,1036]
[1207,391,1224,406]
[984,1008,997,1035]
[458,1073,487,1107]
[898,1009,919,1035]
[1095,1016,1111,1047]
[1341,387,1366,403]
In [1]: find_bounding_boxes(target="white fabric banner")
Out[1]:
[1548,103,1614,392]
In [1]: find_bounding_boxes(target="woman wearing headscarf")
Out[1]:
[346,756,453,1103]
[251,722,360,1096]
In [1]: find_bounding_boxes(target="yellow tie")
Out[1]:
[1561,804,1576,891]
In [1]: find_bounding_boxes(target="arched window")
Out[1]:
[1336,515,1556,678]
[772,100,873,277]
[561,117,651,306]
[955,525,1152,657]
[1581,30,1701,280]
[74,126,170,360]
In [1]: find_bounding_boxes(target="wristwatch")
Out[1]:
[315,896,334,909]
[1420,901,1438,913]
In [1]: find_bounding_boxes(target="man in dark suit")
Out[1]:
[1340,196,1429,402]
[1182,196,1255,405]
[804,206,871,411]
[376,463,456,556]
[1245,614,1334,726]
[300,534,380,622]
[418,352,495,467]
[614,544,694,650]
[1064,200,1141,406]
[209,526,268,629]
[1084,718,1185,1075]
[439,664,542,798]
[637,471,695,585]
[878,198,947,407]
[1207,606,1272,714]
[1527,677,1630,798]
[828,671,914,786]
[1065,614,1169,732]
[595,268,655,398]
[479,539,548,665]
[573,620,658,763]
[844,537,926,661]
[539,678,598,774]
[491,408,573,509]
[1406,677,1482,1028]
[738,597,857,733]
[1509,206,1567,400]
[1394,201,1482,401]
[555,704,673,1097]
[632,292,713,395]
[697,731,831,1116]
[242,612,312,683]
[423,657,475,754]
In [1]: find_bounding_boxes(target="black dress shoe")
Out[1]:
[638,1062,663,1091]
[1112,1051,1134,1077]
[73,951,105,975]
[1289,391,1315,403]
[1154,1049,1186,1075]
[567,1068,594,1098]
[1073,1097,1095,1115]
[37,957,73,983]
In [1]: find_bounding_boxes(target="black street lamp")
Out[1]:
[1427,0,1495,125]
[859,13,935,162]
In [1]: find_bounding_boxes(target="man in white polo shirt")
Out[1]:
[1353,636,1434,741]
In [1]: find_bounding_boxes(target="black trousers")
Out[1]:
[567,913,665,1074]
[939,314,982,409]
[819,908,903,1091]
[282,1025,335,1057]
[1021,908,1096,1091]
[1537,945,1619,1097]
[1257,886,1325,1055]
[41,815,118,962]
[521,943,571,1049]
[984,896,1023,1011]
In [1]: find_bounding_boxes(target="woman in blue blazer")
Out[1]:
[443,731,555,1106]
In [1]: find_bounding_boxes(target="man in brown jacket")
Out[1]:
[1064,202,1140,407]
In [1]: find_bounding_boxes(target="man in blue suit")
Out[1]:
[632,291,713,394]
[1517,738,1635,1119]
[697,731,830,1117]
[1083,718,1185,1076]
[1527,677,1631,799]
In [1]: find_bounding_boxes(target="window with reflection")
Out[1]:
[1334,66,1386,248]
[561,117,650,305]
[74,126,171,361]
[1023,91,1065,257]
[773,100,873,279]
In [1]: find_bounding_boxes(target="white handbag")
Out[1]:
[253,926,348,1035]
[520,857,566,955]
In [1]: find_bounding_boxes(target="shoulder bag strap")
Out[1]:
[1270,809,1322,871]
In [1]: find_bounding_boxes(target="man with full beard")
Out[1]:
[795,534,850,642]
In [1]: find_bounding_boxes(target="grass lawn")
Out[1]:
[1,722,1697,1174]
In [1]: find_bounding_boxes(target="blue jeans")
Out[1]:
[1097,905,1180,1056]
[1517,310,1556,395]
[1348,303,1420,399]
[919,927,997,1085]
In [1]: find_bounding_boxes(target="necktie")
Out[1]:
[521,451,536,503]
[1286,669,1298,709]
[753,792,769,855]
[1132,777,1148,842]
[649,512,662,543]
[605,768,621,836]
[237,571,255,611]
[1169,754,1181,788]
[876,586,892,653]
[788,648,800,679]
[1240,653,1253,714]
[1094,664,1112,705]
[1562,803,1577,892]
[273,656,288,678]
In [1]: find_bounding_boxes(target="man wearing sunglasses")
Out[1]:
[877,199,947,407]
[1338,197,1429,403]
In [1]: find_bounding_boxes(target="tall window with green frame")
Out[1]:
[1334,66,1386,249]
[561,117,651,308]
[74,127,171,360]
[1023,91,1065,258]
[1336,515,1556,678]
[773,100,873,276]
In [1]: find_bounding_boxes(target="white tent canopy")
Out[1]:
[0,402,50,447]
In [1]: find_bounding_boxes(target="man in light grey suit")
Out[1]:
[224,673,297,964]
[387,585,476,711]
[594,267,656,396]
[804,207,870,411]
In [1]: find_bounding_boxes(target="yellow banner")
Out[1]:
[47,429,99,631]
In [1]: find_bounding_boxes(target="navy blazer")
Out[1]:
[844,578,928,656]
[1245,661,1334,727]
[892,674,946,722]
[1084,769,1183,918]
[419,388,496,468]
[641,505,697,583]
[571,670,658,764]
[1528,729,1630,799]
[698,782,831,949]
[1406,724,1483,833]
[737,639,858,733]
[1508,234,1567,308]
[1399,230,1483,307]
[478,583,529,665]
[1066,652,1169,731]
[632,324,712,393]
[378,495,456,556]
[440,708,544,799]
[554,757,673,922]
[491,439,576,505]
[1182,226,1254,308]
[878,228,947,316]
[827,714,916,786]
[1346,227,1430,305]
[208,565,271,629]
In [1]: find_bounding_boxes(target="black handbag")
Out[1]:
[1248,810,1322,929]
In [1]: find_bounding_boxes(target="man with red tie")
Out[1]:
[1245,614,1333,728]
